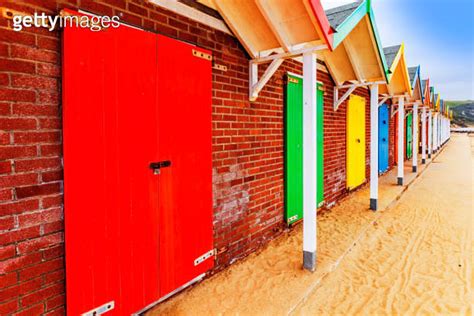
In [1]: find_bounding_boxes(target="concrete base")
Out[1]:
[422,158,426,164]
[303,251,316,271]
[370,198,377,211]
[412,166,417,172]
[397,177,404,186]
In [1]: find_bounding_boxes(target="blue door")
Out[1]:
[378,104,389,173]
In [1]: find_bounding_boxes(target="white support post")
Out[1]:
[433,113,438,153]
[412,103,418,172]
[397,97,405,185]
[421,107,427,164]
[369,84,379,210]
[428,110,432,158]
[302,51,317,272]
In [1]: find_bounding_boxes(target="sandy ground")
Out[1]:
[147,134,472,316]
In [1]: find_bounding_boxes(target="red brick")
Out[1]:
[37,91,59,104]
[0,273,17,289]
[37,36,60,51]
[10,45,58,64]
[0,200,40,218]
[43,220,63,234]
[0,244,15,260]
[41,170,62,182]
[0,43,8,57]
[13,303,44,316]
[0,102,10,115]
[15,183,61,199]
[0,118,36,130]
[12,103,58,116]
[128,3,148,16]
[0,214,14,229]
[0,73,9,86]
[20,258,63,283]
[0,189,13,202]
[0,28,35,46]
[40,144,61,156]
[0,132,9,145]
[0,58,35,74]
[42,244,63,260]
[0,300,18,314]
[44,306,65,316]
[21,282,63,307]
[39,118,61,129]
[0,252,42,274]
[0,225,40,246]
[17,233,63,254]
[13,131,60,144]
[11,74,58,90]
[15,157,61,172]
[0,145,37,160]
[37,63,60,77]
[44,268,64,285]
[46,294,64,311]
[41,195,62,209]
[0,173,38,188]
[0,88,36,102]
[0,161,11,174]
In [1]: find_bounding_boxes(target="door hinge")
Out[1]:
[192,49,212,61]
[194,249,215,266]
[82,301,114,316]
[288,77,299,84]
[213,63,227,71]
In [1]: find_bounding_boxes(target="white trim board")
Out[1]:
[149,0,231,35]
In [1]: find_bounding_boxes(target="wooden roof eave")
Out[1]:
[325,0,389,87]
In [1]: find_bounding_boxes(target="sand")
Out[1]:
[146,134,473,316]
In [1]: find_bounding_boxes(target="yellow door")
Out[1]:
[346,94,366,189]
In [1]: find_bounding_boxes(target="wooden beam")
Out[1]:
[252,44,327,64]
[333,85,356,111]
[397,96,405,185]
[249,58,283,101]
[343,39,363,82]
[254,0,291,52]
[369,84,379,210]
[302,51,318,272]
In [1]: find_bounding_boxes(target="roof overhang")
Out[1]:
[422,78,430,106]
[322,0,389,86]
[379,44,412,96]
[408,65,422,102]
[198,0,332,58]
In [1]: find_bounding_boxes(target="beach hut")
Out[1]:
[408,66,422,171]
[379,44,413,185]
[420,79,431,163]
[198,0,336,271]
[323,0,390,211]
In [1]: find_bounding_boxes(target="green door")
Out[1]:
[406,113,413,159]
[285,74,324,225]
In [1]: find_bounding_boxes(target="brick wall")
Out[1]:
[0,0,395,314]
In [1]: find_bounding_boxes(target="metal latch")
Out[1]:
[82,301,114,316]
[194,249,215,266]
[149,160,171,175]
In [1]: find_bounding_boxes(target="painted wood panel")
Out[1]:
[378,104,389,172]
[346,94,366,189]
[285,74,324,225]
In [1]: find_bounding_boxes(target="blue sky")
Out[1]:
[321,0,474,100]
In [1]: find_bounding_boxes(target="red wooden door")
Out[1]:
[63,12,213,315]
[156,35,214,297]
